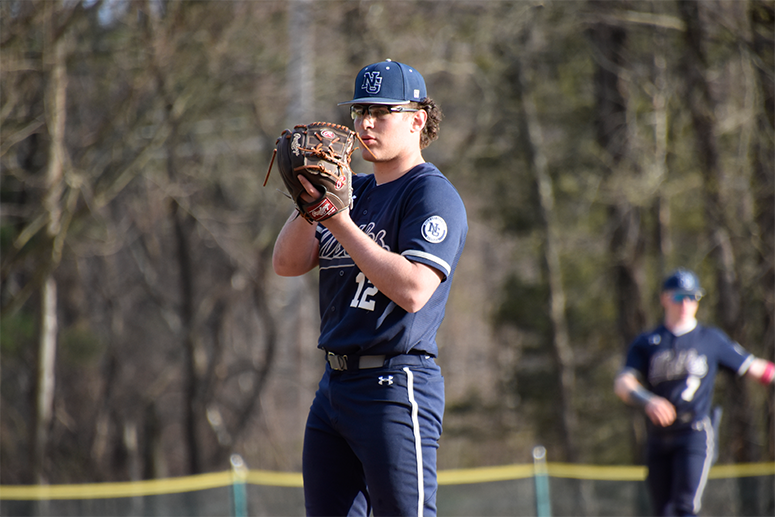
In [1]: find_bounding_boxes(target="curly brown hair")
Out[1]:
[411,98,442,149]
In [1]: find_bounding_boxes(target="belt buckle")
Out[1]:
[327,351,348,371]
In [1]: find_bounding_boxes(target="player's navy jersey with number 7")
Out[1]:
[623,324,754,432]
[315,163,467,357]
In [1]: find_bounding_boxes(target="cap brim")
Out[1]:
[337,98,412,106]
[672,289,705,298]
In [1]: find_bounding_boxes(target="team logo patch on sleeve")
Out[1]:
[421,216,447,243]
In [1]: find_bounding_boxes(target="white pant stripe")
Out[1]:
[404,367,424,517]
[693,417,714,514]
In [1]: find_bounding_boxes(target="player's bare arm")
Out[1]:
[272,210,320,277]
[294,174,442,312]
[325,209,443,313]
[746,357,775,385]
[614,370,677,427]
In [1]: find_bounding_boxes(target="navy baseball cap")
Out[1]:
[662,268,705,297]
[338,59,427,106]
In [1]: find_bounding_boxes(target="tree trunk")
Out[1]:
[677,3,757,512]
[649,19,671,275]
[588,3,646,347]
[174,201,201,475]
[33,277,57,485]
[749,0,775,462]
[587,10,648,497]
[288,0,314,122]
[513,28,579,465]
[163,118,202,474]
[32,9,68,485]
[141,0,204,475]
[286,0,317,438]
[678,1,743,336]
[524,84,578,464]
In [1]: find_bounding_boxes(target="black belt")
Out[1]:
[324,349,431,371]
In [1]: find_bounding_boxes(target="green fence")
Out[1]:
[2,457,773,516]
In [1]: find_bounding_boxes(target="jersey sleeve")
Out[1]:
[709,328,755,376]
[622,332,654,382]
[397,173,467,281]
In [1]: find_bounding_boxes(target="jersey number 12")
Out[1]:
[350,272,378,311]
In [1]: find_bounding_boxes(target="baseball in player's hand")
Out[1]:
[644,396,677,427]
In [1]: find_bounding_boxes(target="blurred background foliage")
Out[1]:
[1,0,772,489]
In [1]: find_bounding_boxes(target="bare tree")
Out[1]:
[588,1,647,348]
[677,4,763,511]
[3,1,773,489]
[31,0,76,486]
[678,1,742,333]
[586,9,651,495]
[749,0,775,462]
[514,31,579,465]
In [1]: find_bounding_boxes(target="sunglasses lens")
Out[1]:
[350,106,365,120]
[374,107,389,118]
[350,105,398,120]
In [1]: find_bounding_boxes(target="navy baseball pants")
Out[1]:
[646,417,715,516]
[302,355,444,517]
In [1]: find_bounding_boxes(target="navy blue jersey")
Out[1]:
[623,324,753,432]
[315,163,467,357]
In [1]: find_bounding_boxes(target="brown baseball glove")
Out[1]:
[264,122,356,223]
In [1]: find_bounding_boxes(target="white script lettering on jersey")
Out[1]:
[649,349,709,385]
[318,222,391,267]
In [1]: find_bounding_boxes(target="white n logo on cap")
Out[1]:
[362,71,382,94]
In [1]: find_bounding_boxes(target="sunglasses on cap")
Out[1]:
[350,105,419,121]
[672,292,702,303]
